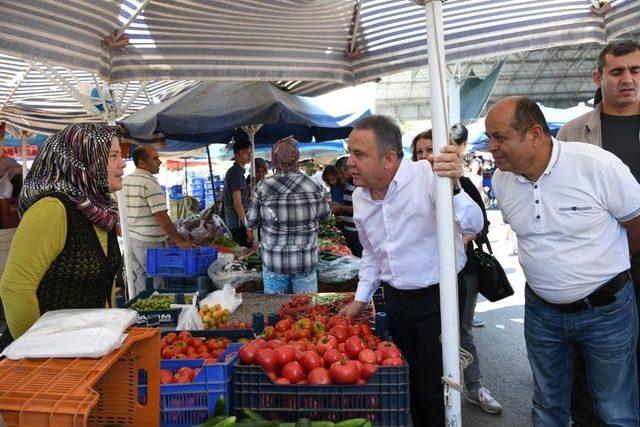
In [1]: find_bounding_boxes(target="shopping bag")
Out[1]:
[469,237,514,302]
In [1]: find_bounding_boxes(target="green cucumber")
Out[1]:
[310,422,335,427]
[243,409,267,421]
[194,415,226,427]
[213,416,237,427]
[295,419,312,427]
[335,419,368,427]
[214,395,227,416]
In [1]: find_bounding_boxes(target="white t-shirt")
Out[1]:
[492,138,640,304]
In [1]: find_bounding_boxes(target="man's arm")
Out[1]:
[341,224,380,318]
[623,215,640,256]
[232,189,253,242]
[154,210,193,248]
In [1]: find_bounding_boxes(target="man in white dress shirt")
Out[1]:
[487,96,640,426]
[341,115,483,426]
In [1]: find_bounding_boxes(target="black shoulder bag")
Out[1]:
[469,234,514,302]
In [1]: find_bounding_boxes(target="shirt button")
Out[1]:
[536,215,540,220]
[572,207,576,211]
[535,200,539,204]
[534,185,538,189]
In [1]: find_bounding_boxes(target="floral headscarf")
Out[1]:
[272,136,300,173]
[20,123,119,230]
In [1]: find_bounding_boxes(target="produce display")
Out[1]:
[238,313,402,386]
[278,294,374,323]
[160,330,240,362]
[199,303,232,329]
[318,220,352,259]
[130,294,194,311]
[236,410,373,427]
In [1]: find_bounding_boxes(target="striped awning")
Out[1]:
[0,0,637,133]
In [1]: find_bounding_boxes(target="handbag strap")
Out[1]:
[474,230,494,255]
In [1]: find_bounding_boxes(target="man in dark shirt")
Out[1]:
[558,38,640,426]
[224,139,253,247]
[331,156,362,257]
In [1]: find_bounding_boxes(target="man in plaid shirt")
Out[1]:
[247,137,330,293]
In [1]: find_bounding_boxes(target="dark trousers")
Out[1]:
[230,226,251,248]
[383,275,466,427]
[571,264,640,426]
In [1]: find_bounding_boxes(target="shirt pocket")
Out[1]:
[556,204,600,234]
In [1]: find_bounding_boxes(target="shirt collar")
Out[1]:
[135,168,155,178]
[514,137,561,183]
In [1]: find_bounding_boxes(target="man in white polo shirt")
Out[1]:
[123,145,192,295]
[487,96,640,426]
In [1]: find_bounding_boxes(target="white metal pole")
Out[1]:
[110,118,135,299]
[423,1,462,425]
[448,72,461,124]
[20,131,28,177]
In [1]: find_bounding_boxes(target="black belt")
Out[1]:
[382,281,438,296]
[531,270,630,313]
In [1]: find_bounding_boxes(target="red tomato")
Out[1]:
[267,339,285,350]
[262,326,277,340]
[160,369,174,384]
[307,367,332,385]
[172,353,187,360]
[329,360,360,384]
[275,345,296,368]
[295,350,304,363]
[385,347,402,360]
[252,338,268,349]
[191,338,204,348]
[300,351,323,372]
[255,348,277,372]
[375,348,386,364]
[284,330,296,341]
[359,323,373,336]
[356,378,366,385]
[281,361,305,384]
[275,377,291,385]
[316,336,338,356]
[173,374,190,383]
[196,345,208,354]
[164,333,178,345]
[351,360,363,377]
[338,343,346,353]
[289,340,307,352]
[345,336,364,360]
[361,363,379,380]
[177,366,195,381]
[276,319,293,332]
[178,331,192,341]
[382,357,404,366]
[203,357,218,365]
[161,348,173,359]
[349,325,361,337]
[358,349,378,365]
[239,343,258,364]
[323,349,343,367]
[330,325,350,343]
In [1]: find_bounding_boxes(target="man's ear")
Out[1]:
[528,125,545,145]
[383,151,398,169]
[593,69,602,88]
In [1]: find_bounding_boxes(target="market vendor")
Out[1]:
[247,136,330,294]
[0,123,126,349]
[224,139,253,247]
[341,115,483,427]
[122,145,193,296]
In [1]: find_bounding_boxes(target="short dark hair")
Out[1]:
[597,39,640,73]
[254,157,268,170]
[352,115,403,160]
[510,97,551,138]
[450,123,468,145]
[233,138,251,154]
[322,165,338,183]
[132,145,150,167]
[411,130,432,161]
[334,156,348,171]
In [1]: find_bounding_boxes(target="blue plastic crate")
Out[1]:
[170,185,183,197]
[233,356,410,427]
[147,247,218,277]
[139,343,241,426]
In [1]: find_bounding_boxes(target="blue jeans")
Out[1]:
[524,282,639,426]
[263,269,318,294]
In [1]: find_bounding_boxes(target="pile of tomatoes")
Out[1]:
[161,330,237,362]
[238,314,403,385]
[160,366,201,384]
[277,294,372,323]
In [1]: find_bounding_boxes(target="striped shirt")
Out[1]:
[247,171,331,274]
[122,168,168,243]
[337,179,357,232]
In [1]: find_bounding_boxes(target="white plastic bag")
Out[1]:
[208,254,262,290]
[199,284,243,314]
[1,309,139,359]
[176,305,205,330]
[317,256,362,284]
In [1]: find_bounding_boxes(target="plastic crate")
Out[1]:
[233,359,410,426]
[140,343,241,426]
[163,275,213,294]
[0,328,160,427]
[147,247,218,277]
[125,290,198,327]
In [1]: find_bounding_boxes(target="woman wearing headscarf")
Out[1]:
[247,136,330,294]
[0,123,126,348]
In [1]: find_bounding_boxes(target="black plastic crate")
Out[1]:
[163,275,213,294]
[233,361,410,426]
[123,290,198,327]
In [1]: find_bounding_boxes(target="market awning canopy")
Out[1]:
[121,80,371,144]
[0,0,637,98]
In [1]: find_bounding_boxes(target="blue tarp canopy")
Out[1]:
[121,81,371,149]
[1,134,47,148]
